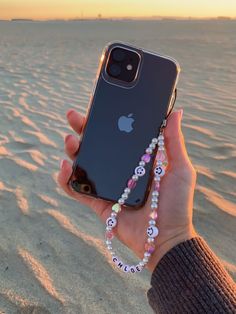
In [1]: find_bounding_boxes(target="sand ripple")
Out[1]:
[18,248,64,304]
[197,185,236,217]
[0,20,235,313]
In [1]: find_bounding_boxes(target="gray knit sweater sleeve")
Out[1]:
[147,237,236,313]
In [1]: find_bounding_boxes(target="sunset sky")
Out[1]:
[0,0,235,20]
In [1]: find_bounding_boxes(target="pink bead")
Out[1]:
[156,151,166,162]
[150,211,158,220]
[145,243,155,254]
[105,231,114,240]
[154,182,160,191]
[127,179,136,189]
[141,154,151,163]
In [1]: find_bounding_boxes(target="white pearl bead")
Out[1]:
[158,135,164,141]
[111,212,117,217]
[107,245,113,250]
[159,146,164,151]
[152,196,158,202]
[132,174,139,181]
[158,140,164,146]
[146,148,152,154]
[144,252,151,258]
[154,176,161,181]
[106,217,117,228]
[130,266,136,273]
[110,251,115,256]
[148,237,154,243]
[139,161,145,166]
[149,219,156,225]
[134,166,145,177]
[118,198,125,205]
[152,190,159,196]
[147,226,159,238]
[139,261,145,267]
[106,226,112,231]
[124,188,131,194]
[106,240,111,245]
[121,193,128,199]
[122,265,130,272]
[143,257,149,263]
[149,143,156,149]
[151,203,158,209]
[152,138,158,144]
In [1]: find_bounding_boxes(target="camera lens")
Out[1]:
[112,48,126,62]
[108,63,121,77]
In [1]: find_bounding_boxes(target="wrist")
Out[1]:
[147,226,197,272]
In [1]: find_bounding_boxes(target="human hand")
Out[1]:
[58,109,197,272]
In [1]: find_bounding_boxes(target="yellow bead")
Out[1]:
[112,203,121,213]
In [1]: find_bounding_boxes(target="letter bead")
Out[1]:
[112,256,118,264]
[135,265,142,272]
[122,265,130,272]
[117,260,123,268]
[130,266,136,273]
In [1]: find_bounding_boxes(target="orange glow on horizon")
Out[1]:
[0,0,236,20]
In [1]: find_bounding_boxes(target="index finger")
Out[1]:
[67,109,85,135]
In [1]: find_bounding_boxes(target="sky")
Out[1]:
[0,0,236,20]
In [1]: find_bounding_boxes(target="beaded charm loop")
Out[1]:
[105,123,168,274]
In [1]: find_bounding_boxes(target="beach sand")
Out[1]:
[0,20,235,313]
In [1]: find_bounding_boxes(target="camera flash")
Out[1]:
[126,64,133,71]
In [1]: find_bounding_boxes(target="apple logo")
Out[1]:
[118,113,134,133]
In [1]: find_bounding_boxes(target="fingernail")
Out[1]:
[60,159,66,169]
[65,134,72,143]
[67,109,75,118]
[179,109,183,120]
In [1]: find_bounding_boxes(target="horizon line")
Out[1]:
[0,15,235,21]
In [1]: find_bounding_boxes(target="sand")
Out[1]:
[0,20,235,313]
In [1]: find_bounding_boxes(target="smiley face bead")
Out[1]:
[135,166,145,177]
[147,226,159,238]
[154,166,165,177]
[106,217,117,228]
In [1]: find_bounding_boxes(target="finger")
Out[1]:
[164,109,190,167]
[64,134,80,160]
[67,109,85,135]
[57,159,111,222]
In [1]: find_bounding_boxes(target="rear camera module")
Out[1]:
[106,46,140,83]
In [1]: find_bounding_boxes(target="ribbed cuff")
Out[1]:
[147,237,236,314]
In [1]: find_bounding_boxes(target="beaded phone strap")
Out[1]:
[104,120,168,274]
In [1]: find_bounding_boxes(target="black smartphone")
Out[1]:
[69,42,180,208]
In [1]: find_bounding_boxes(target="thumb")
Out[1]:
[164,109,189,167]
